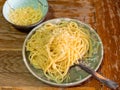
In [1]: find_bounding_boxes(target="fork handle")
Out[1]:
[77,63,119,89]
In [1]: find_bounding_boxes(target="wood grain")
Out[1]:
[0,51,27,73]
[93,0,120,89]
[46,0,96,27]
[0,0,120,90]
[0,72,101,87]
[0,87,95,90]
[0,73,45,86]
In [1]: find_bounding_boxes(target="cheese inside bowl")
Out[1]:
[2,0,48,30]
[22,18,103,86]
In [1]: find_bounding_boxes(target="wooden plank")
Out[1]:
[64,87,95,90]
[0,87,96,90]
[47,0,96,26]
[0,73,46,86]
[0,87,61,90]
[0,51,28,73]
[0,72,99,87]
[0,72,103,88]
[0,33,26,50]
[94,0,120,79]
[93,0,120,89]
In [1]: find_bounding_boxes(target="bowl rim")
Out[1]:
[2,0,49,28]
[22,18,104,87]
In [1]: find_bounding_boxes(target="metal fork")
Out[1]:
[75,60,119,89]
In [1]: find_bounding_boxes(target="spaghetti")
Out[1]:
[26,21,92,83]
[9,7,42,26]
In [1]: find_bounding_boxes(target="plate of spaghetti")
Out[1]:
[22,18,103,86]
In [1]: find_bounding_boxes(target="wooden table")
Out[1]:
[0,0,120,90]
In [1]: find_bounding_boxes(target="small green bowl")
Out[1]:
[22,18,104,87]
[2,0,48,31]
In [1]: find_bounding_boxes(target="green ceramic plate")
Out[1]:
[22,18,103,87]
